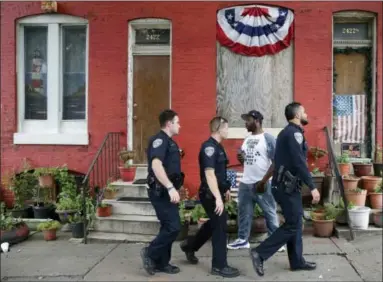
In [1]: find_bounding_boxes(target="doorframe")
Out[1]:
[127,18,172,164]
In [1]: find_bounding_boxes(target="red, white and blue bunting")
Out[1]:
[217,5,294,57]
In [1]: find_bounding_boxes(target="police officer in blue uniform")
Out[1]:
[179,116,240,278]
[141,109,184,276]
[249,102,321,277]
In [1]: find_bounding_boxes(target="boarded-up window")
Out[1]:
[216,43,294,128]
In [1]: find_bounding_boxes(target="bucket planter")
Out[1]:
[36,220,61,241]
[71,222,85,238]
[345,189,367,207]
[11,207,29,219]
[342,176,360,191]
[97,204,112,217]
[361,176,382,193]
[312,219,335,237]
[0,222,30,245]
[372,211,382,227]
[119,166,136,182]
[252,217,267,233]
[369,193,382,209]
[32,204,53,219]
[338,163,350,176]
[348,206,371,230]
[353,163,373,177]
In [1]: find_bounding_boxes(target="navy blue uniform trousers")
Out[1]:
[254,186,305,269]
[146,188,181,268]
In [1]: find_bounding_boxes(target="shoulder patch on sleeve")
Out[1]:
[204,146,215,157]
[294,132,303,144]
[152,138,163,148]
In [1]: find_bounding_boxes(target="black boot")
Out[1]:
[180,240,199,264]
[249,249,264,276]
[211,265,240,278]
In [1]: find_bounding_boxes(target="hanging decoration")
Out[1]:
[41,1,57,13]
[216,5,294,57]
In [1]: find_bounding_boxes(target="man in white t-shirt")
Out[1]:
[227,110,285,252]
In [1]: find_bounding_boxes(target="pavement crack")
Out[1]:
[81,243,120,279]
[337,253,364,281]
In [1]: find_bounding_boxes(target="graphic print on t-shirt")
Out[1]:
[244,139,261,166]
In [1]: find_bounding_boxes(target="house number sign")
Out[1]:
[135,28,170,45]
[333,23,369,40]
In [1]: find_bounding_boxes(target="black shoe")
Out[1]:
[291,261,317,271]
[180,240,199,264]
[249,249,264,276]
[140,247,155,275]
[155,264,180,274]
[211,266,240,278]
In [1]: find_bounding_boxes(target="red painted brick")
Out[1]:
[1,2,382,196]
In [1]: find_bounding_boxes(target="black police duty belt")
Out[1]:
[201,180,231,199]
[147,172,184,191]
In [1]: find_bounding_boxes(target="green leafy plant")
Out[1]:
[337,153,350,164]
[225,199,237,219]
[190,204,207,223]
[9,169,37,210]
[348,187,364,194]
[37,220,61,231]
[178,201,192,225]
[254,204,264,217]
[323,203,341,220]
[374,183,383,193]
[68,212,85,224]
[105,182,118,192]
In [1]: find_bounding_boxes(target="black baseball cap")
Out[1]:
[241,110,264,121]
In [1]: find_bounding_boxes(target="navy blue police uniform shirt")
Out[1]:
[199,137,229,192]
[271,122,315,190]
[147,130,181,177]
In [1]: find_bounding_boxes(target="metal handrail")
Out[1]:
[81,132,123,244]
[323,126,354,240]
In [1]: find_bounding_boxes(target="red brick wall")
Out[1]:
[1,1,382,196]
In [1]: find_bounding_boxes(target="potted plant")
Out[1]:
[34,167,55,188]
[97,203,112,217]
[37,220,61,241]
[68,212,86,238]
[177,201,190,241]
[225,199,238,233]
[103,182,118,200]
[361,175,382,193]
[191,204,208,229]
[9,170,36,219]
[337,153,350,176]
[311,203,339,237]
[352,160,373,177]
[369,182,382,210]
[55,196,79,223]
[373,144,383,177]
[342,175,360,191]
[252,204,267,234]
[345,188,367,207]
[334,199,355,224]
[0,202,30,245]
[32,186,54,219]
[118,149,137,182]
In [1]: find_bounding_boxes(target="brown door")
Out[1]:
[133,55,170,163]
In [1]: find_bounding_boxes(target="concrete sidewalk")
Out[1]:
[1,232,382,282]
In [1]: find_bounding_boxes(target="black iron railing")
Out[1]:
[323,126,355,240]
[81,132,123,244]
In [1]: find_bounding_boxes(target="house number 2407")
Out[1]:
[146,34,160,41]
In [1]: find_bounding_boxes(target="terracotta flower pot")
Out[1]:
[312,219,335,237]
[372,211,383,227]
[119,167,136,182]
[338,163,350,176]
[43,229,57,241]
[104,190,117,199]
[345,189,367,206]
[39,174,55,188]
[342,177,360,191]
[97,205,112,217]
[361,176,382,193]
[369,193,383,209]
[353,163,373,177]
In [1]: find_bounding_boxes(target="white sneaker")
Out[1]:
[227,238,250,250]
[278,245,286,252]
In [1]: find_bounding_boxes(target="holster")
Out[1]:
[276,166,301,194]
[147,172,185,197]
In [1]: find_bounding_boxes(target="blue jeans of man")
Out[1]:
[238,181,279,240]
[147,188,181,268]
[253,186,305,269]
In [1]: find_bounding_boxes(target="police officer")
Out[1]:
[249,102,321,277]
[141,109,184,276]
[179,116,240,278]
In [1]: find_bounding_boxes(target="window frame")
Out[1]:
[14,14,89,145]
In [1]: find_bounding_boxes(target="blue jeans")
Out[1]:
[237,181,279,240]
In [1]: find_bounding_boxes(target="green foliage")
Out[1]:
[225,200,237,219]
[37,220,61,231]
[9,169,37,209]
[323,203,340,220]
[254,203,263,217]
[0,202,24,231]
[374,183,383,193]
[337,153,350,164]
[190,204,207,222]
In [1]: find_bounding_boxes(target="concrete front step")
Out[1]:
[109,180,149,199]
[94,214,160,235]
[335,225,382,240]
[102,199,155,216]
[87,231,155,243]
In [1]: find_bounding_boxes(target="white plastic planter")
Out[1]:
[348,206,371,230]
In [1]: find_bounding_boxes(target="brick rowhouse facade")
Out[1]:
[1,1,382,196]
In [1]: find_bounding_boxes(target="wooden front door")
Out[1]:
[133,55,170,163]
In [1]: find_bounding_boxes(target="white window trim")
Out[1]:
[227,127,283,139]
[14,14,89,145]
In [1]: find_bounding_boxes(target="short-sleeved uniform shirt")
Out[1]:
[271,122,315,190]
[199,137,229,192]
[147,130,181,177]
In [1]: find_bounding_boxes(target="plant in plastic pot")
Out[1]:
[118,149,137,182]
[1,203,30,245]
[68,213,86,239]
[337,153,350,176]
[311,203,340,238]
[32,186,54,219]
[55,196,79,223]
[369,182,383,210]
[37,220,61,241]
[348,205,371,230]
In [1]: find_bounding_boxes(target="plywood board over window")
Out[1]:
[334,52,367,95]
[216,43,293,138]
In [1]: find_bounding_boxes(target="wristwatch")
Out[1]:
[167,186,175,191]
